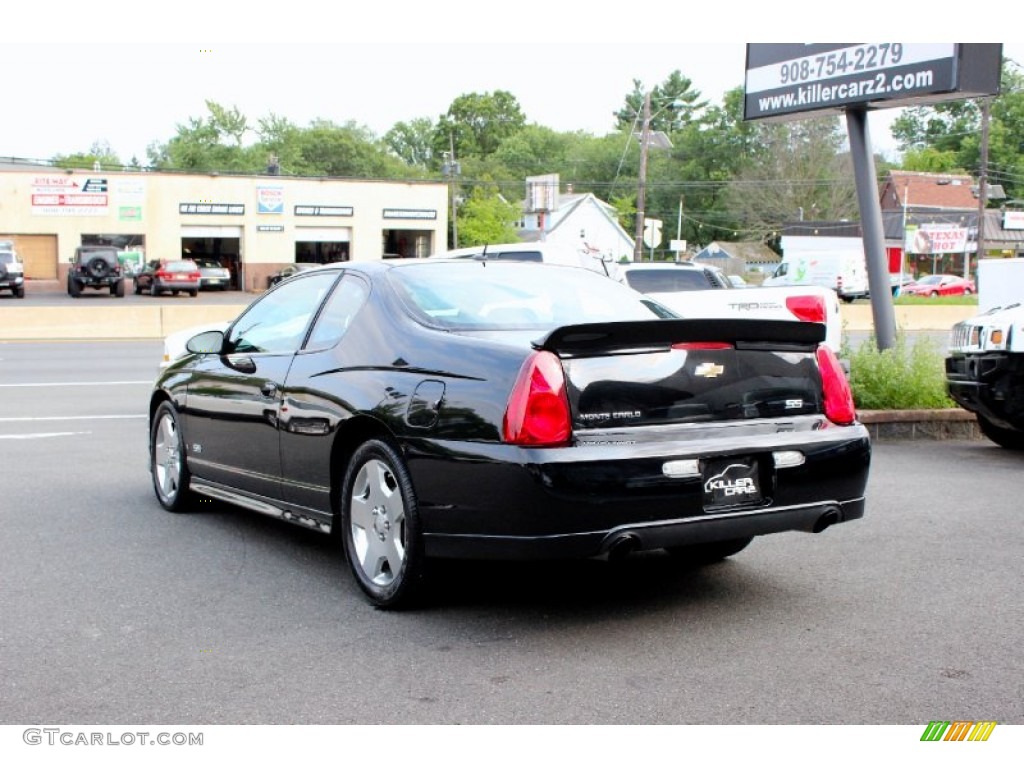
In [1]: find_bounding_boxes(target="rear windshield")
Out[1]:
[194,258,224,268]
[0,252,15,264]
[388,262,665,330]
[166,261,198,273]
[624,268,718,293]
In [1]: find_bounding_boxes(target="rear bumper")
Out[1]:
[424,497,864,559]
[156,279,199,291]
[409,424,871,560]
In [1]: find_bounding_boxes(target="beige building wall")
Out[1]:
[0,167,448,291]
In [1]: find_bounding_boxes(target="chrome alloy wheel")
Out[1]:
[153,411,183,504]
[348,458,407,588]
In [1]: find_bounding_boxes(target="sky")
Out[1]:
[3,7,1020,167]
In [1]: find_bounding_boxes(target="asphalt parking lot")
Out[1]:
[1,340,1021,728]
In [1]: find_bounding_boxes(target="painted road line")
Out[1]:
[0,381,152,388]
[0,415,146,422]
[0,432,92,440]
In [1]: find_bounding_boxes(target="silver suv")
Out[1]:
[0,248,25,298]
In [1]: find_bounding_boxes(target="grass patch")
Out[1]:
[843,332,955,410]
[892,294,978,306]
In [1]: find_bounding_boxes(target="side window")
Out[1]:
[305,274,370,350]
[228,271,339,355]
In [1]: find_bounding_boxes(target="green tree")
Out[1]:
[52,140,122,170]
[384,118,437,169]
[255,113,307,175]
[899,146,964,173]
[435,90,527,160]
[723,115,858,245]
[889,57,1024,199]
[614,70,709,133]
[146,101,255,172]
[454,179,520,246]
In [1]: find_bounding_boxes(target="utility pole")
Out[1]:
[973,98,991,281]
[633,91,652,263]
[442,134,460,250]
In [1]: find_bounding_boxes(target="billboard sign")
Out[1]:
[744,43,1002,122]
[31,175,109,216]
[904,223,970,254]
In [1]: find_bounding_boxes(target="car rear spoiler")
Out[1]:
[536,318,826,356]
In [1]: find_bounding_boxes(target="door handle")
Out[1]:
[261,382,278,398]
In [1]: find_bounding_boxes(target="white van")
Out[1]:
[436,242,616,278]
[763,250,868,303]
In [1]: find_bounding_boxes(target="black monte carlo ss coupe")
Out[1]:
[149,258,871,609]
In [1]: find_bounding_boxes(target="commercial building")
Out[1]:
[0,161,448,291]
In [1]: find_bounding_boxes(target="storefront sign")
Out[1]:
[179,203,245,215]
[295,205,353,217]
[382,208,437,220]
[1003,210,1024,230]
[31,175,109,216]
[257,185,284,214]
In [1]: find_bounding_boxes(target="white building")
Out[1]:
[515,177,634,263]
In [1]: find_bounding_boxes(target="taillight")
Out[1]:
[503,350,571,446]
[785,294,826,324]
[816,345,856,426]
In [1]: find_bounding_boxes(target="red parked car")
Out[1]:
[901,274,975,297]
[134,259,202,297]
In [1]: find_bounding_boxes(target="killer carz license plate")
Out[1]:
[702,456,762,508]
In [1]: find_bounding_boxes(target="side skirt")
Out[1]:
[191,480,333,534]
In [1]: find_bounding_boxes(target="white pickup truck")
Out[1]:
[617,262,843,352]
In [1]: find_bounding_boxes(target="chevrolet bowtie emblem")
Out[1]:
[695,362,725,378]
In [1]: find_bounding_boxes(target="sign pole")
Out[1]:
[846,107,897,351]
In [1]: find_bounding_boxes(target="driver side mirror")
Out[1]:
[185,329,226,356]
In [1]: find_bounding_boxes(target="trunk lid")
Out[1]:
[538,319,825,429]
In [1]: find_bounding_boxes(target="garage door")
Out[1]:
[0,234,58,279]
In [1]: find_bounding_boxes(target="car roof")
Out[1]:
[617,261,713,272]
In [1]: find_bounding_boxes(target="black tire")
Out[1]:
[930,290,939,297]
[134,280,141,295]
[964,288,973,295]
[150,401,193,511]
[68,277,81,297]
[112,279,125,297]
[977,415,1024,450]
[150,282,159,297]
[666,536,754,564]
[189,290,198,297]
[14,285,25,298]
[340,439,426,609]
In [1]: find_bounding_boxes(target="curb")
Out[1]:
[857,408,981,441]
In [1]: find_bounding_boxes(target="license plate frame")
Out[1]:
[702,455,763,509]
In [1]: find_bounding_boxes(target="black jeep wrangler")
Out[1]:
[68,246,125,297]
